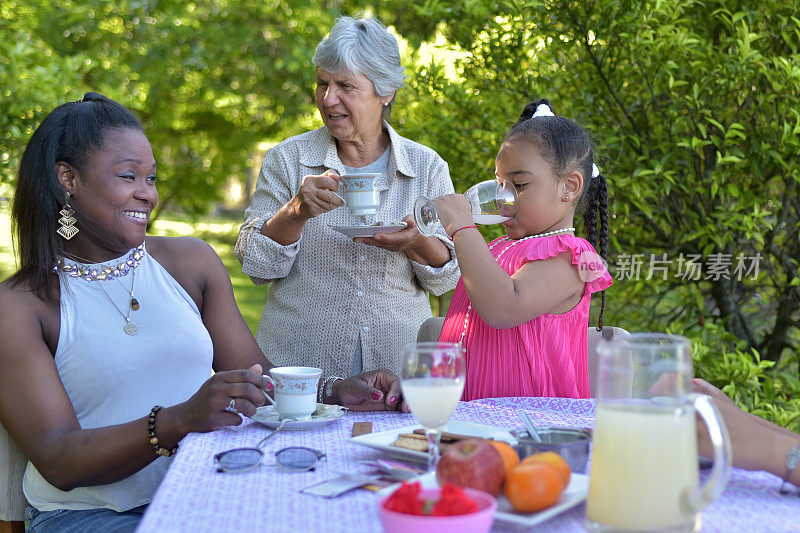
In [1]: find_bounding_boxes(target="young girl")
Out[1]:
[433,99,612,400]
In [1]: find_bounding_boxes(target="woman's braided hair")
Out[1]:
[507,99,609,330]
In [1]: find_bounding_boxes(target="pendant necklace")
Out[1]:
[58,246,145,335]
[98,265,140,335]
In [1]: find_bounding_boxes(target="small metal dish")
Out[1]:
[511,426,592,474]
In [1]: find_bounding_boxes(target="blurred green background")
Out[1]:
[2,0,798,428]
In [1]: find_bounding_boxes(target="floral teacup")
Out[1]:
[263,366,322,420]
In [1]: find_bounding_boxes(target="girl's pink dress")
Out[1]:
[439,234,612,400]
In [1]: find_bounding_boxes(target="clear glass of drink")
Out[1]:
[399,341,466,471]
[413,179,517,236]
[586,333,732,532]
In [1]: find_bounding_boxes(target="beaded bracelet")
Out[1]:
[449,225,478,240]
[148,405,178,457]
[318,376,343,404]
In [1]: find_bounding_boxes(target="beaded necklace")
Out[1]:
[457,228,575,346]
[53,244,146,335]
[53,244,146,281]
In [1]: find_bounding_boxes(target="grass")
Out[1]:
[0,207,265,334]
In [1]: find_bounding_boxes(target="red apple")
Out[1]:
[436,438,506,496]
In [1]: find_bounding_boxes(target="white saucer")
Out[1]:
[251,403,346,430]
[329,222,407,238]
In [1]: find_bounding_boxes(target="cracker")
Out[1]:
[390,435,429,452]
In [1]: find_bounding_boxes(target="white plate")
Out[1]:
[251,403,346,430]
[377,471,589,528]
[329,223,407,238]
[348,421,517,464]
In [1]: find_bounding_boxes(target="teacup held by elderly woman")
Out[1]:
[333,173,381,216]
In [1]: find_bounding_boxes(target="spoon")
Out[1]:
[253,417,296,450]
[518,411,542,443]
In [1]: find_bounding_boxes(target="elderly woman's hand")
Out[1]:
[353,215,424,252]
[293,170,346,219]
[332,369,408,412]
[354,215,453,268]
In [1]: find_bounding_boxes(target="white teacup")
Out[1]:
[262,366,322,420]
[337,173,380,216]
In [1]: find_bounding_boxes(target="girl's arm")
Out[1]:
[452,229,584,328]
[434,194,585,329]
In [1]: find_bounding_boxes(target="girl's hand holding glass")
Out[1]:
[425,194,475,238]
[413,179,518,236]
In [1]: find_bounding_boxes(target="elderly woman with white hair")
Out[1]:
[236,15,459,387]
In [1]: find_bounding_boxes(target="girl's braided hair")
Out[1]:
[507,99,609,329]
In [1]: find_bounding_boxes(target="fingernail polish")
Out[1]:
[371,391,382,401]
[388,396,397,404]
[266,382,274,390]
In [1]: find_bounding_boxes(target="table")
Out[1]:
[137,397,799,532]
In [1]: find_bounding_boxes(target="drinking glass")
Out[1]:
[399,341,466,471]
[586,333,732,532]
[413,179,517,236]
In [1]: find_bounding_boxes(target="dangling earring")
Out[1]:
[57,193,79,240]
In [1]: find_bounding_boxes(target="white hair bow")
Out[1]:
[532,102,600,179]
[532,103,555,117]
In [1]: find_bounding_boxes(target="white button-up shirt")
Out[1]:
[235,124,460,377]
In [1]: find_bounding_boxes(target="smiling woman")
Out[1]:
[55,128,158,260]
[0,92,406,532]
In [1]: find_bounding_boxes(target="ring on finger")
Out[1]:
[225,398,238,414]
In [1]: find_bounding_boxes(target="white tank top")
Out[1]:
[23,246,214,512]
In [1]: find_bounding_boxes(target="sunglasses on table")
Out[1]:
[215,445,326,473]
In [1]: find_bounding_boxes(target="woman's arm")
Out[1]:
[699,394,800,485]
[694,379,800,485]
[235,147,346,283]
[0,284,265,491]
[353,216,451,267]
[261,170,346,246]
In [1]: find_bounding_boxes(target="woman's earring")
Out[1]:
[383,102,389,107]
[57,193,79,240]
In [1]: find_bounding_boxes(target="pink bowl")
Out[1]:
[377,487,497,533]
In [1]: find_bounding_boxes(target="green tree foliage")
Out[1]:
[2,0,797,423]
[0,1,87,186]
[377,0,800,423]
[0,0,340,217]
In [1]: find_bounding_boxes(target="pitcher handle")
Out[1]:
[685,394,732,511]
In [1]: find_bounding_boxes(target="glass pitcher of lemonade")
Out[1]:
[586,334,732,532]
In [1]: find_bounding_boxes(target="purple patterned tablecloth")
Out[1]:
[137,397,799,532]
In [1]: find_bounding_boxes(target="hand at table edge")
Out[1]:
[333,369,408,412]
